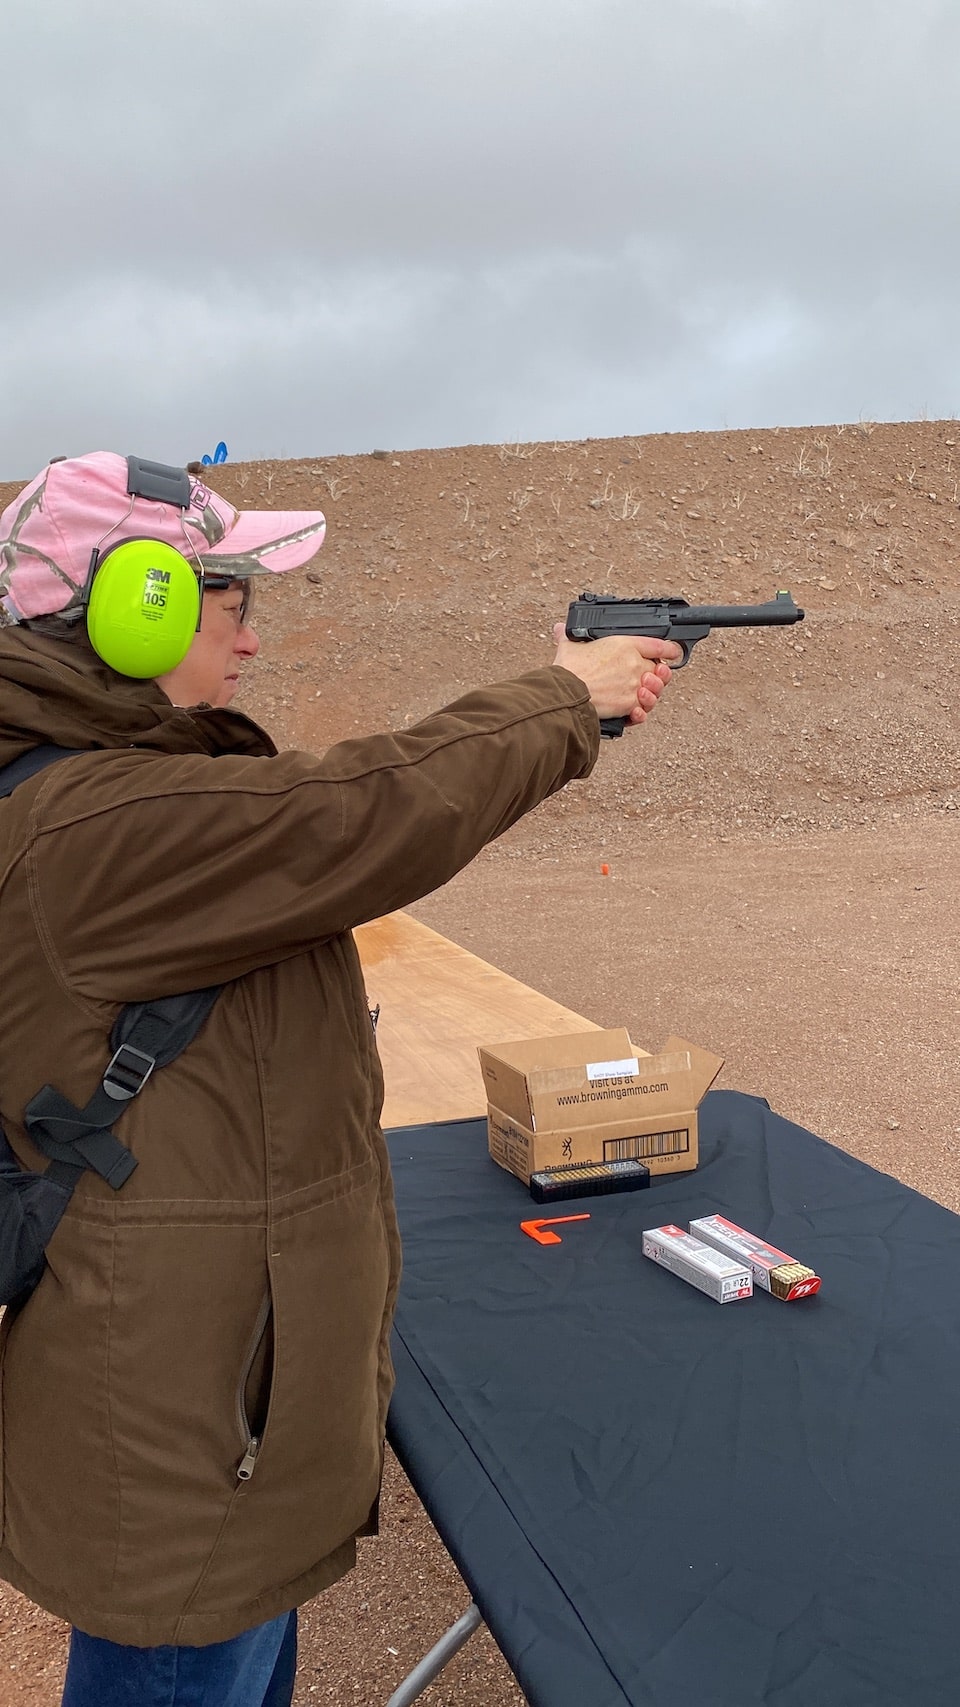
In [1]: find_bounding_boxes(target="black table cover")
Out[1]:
[385,1090,960,1707]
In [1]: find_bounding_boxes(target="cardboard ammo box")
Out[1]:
[479,1027,723,1186]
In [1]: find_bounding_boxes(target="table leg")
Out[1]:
[385,1602,483,1706]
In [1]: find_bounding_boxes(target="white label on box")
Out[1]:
[586,1057,639,1082]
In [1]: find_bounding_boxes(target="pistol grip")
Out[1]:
[599,716,628,739]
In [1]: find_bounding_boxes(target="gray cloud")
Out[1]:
[4,0,960,473]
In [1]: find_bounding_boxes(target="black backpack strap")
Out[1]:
[0,1125,75,1303]
[0,746,224,1303]
[109,987,224,1074]
[24,987,223,1190]
[1,745,223,1191]
[0,745,85,798]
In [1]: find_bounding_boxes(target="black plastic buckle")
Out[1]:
[102,1044,156,1102]
[126,456,191,509]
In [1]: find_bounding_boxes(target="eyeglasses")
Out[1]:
[202,575,254,626]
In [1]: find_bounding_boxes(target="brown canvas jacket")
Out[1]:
[0,627,599,1645]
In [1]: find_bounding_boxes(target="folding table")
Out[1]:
[357,916,960,1706]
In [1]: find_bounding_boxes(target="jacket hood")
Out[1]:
[0,624,276,766]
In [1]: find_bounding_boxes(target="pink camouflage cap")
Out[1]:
[0,451,326,621]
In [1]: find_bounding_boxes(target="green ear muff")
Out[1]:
[85,539,201,678]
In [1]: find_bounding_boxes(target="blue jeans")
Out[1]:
[61,1609,297,1707]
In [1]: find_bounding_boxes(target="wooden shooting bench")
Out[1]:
[355,910,599,1131]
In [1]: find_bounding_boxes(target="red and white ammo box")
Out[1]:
[690,1215,821,1301]
[641,1224,753,1304]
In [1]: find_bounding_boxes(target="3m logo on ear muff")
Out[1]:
[143,566,170,607]
[84,538,201,678]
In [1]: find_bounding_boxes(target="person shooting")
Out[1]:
[0,452,680,1707]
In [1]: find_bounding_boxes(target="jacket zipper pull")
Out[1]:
[237,1437,261,1482]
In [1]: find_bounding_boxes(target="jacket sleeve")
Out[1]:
[31,667,600,1001]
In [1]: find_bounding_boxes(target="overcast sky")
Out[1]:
[4,0,960,475]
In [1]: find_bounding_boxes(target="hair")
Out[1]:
[20,609,88,641]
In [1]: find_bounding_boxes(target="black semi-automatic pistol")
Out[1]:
[565,589,804,737]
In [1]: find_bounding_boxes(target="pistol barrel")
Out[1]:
[677,596,804,627]
[566,590,804,640]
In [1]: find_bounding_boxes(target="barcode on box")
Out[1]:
[604,1128,690,1161]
